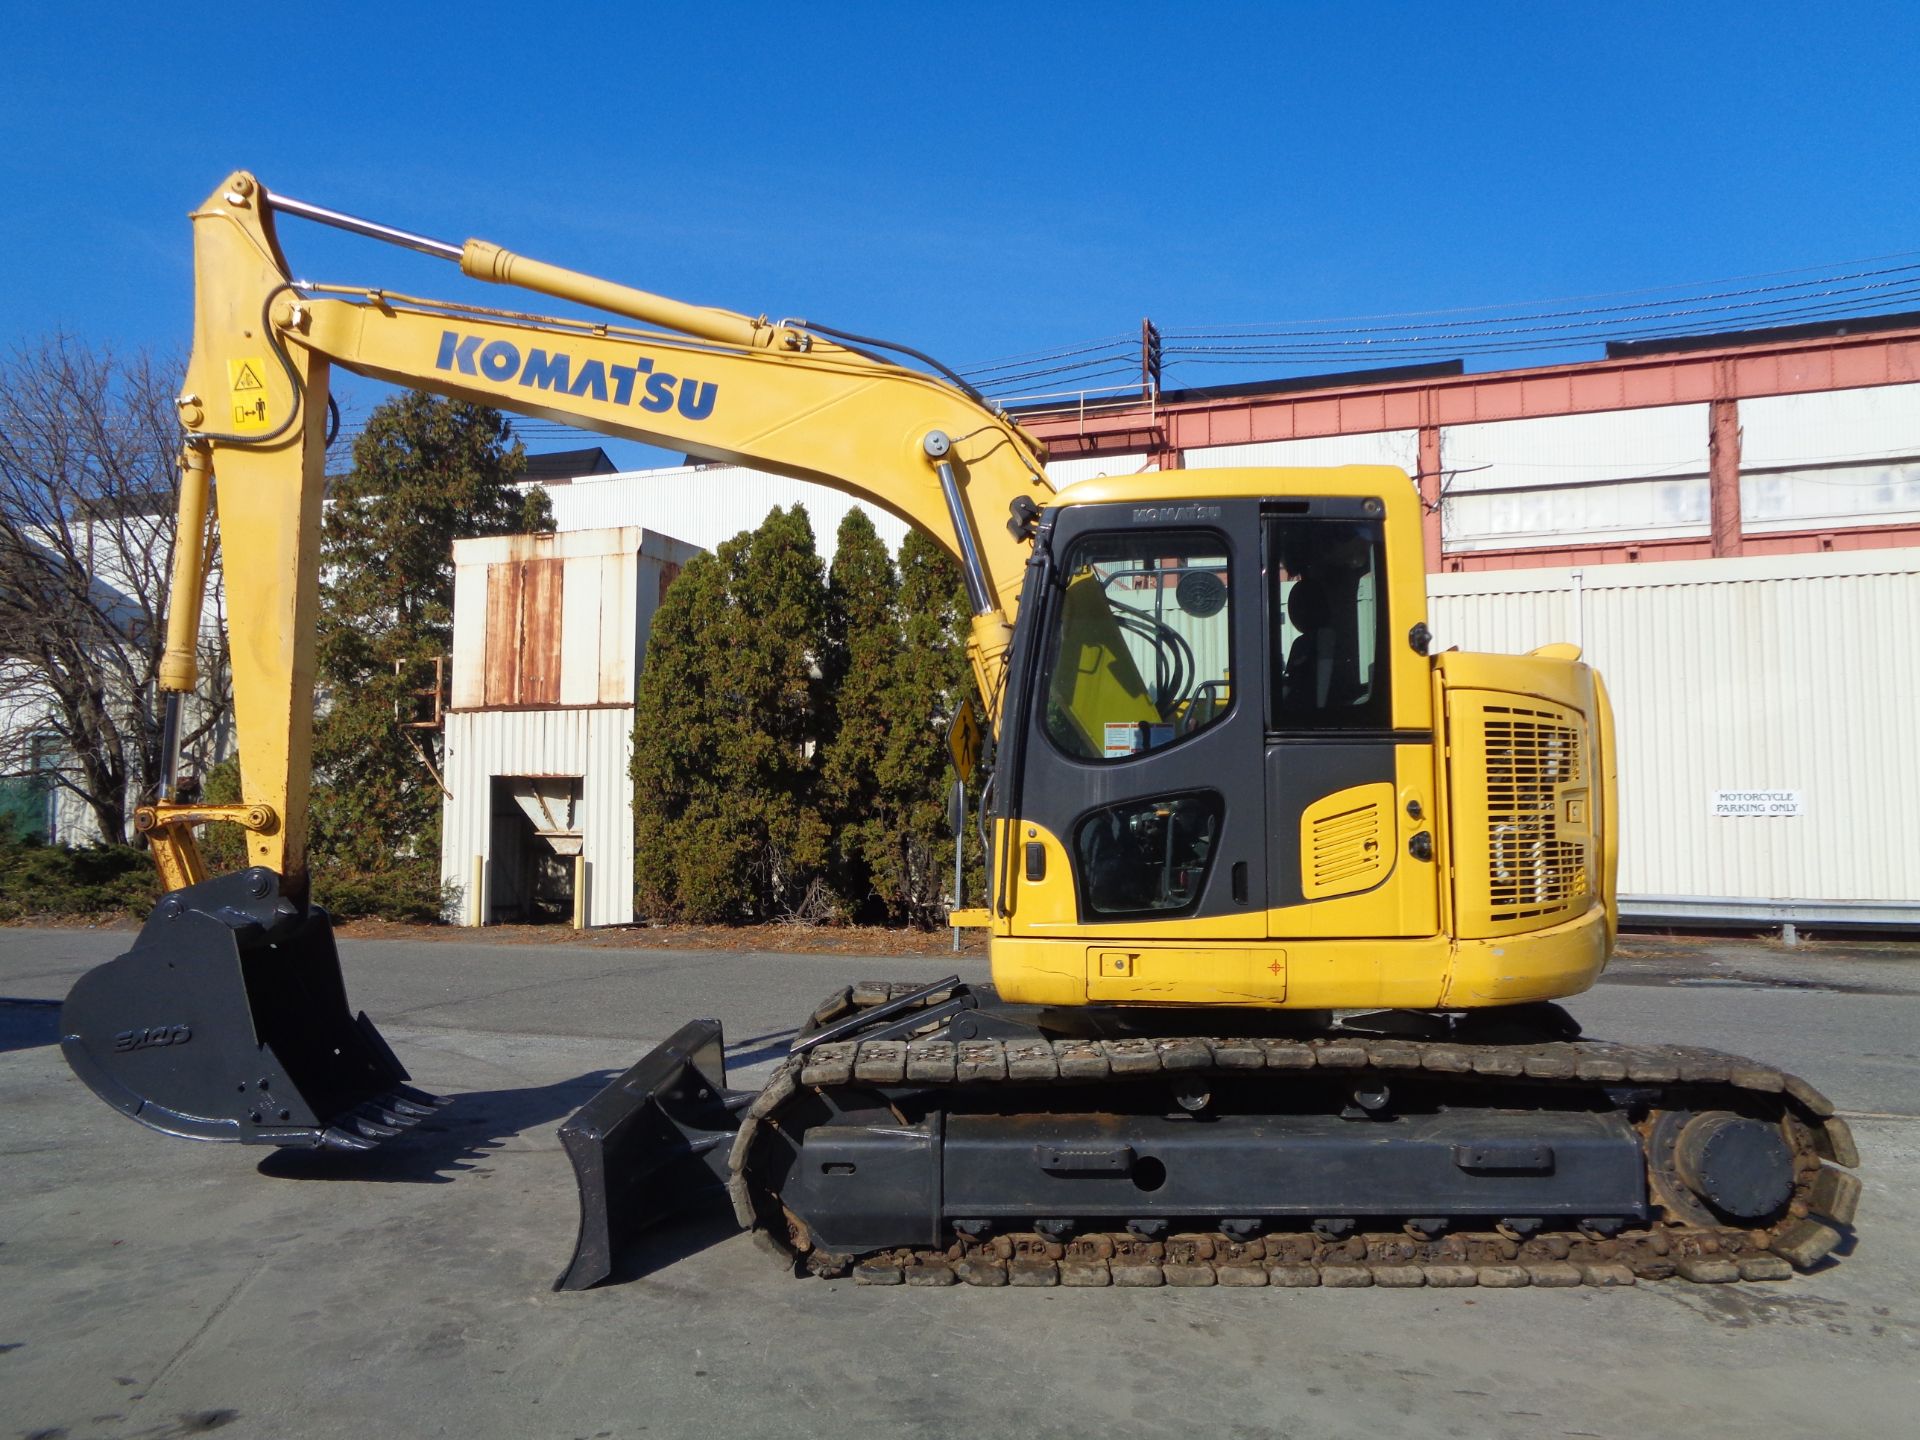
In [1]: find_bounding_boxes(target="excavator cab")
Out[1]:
[979,484,1447,1012]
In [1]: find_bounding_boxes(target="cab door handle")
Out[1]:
[1025,842,1046,881]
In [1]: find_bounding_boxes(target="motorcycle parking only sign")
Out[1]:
[1712,789,1802,818]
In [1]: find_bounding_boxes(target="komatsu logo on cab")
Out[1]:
[434,331,718,421]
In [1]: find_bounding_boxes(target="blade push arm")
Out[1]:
[152,172,1053,894]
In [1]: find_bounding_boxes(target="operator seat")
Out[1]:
[1282,578,1334,711]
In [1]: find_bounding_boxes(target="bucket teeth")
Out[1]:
[317,1086,446,1151]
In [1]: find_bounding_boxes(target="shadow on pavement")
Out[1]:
[250,1031,792,1278]
[724,1027,796,1070]
[0,998,61,1054]
[598,1205,749,1286]
[257,1069,617,1184]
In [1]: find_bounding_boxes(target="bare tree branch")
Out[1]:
[0,336,230,844]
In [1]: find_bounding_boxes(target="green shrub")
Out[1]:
[195,755,249,873]
[309,857,455,923]
[0,833,158,921]
[820,522,984,927]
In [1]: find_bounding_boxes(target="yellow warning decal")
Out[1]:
[227,358,271,432]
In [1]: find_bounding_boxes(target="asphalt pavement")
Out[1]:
[2,926,1917,1440]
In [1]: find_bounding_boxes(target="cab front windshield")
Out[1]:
[1041,531,1232,762]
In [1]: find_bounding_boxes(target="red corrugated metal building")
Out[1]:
[1016,313,1920,575]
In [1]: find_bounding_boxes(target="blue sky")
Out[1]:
[4,2,1916,465]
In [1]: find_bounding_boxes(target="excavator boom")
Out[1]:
[163,172,1051,887]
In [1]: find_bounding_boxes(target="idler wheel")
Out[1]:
[1672,1112,1795,1222]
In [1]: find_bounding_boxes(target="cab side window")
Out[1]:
[1268,518,1390,730]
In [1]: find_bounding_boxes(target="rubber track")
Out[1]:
[730,987,1861,1289]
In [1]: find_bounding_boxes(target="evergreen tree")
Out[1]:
[308,393,542,915]
[630,552,746,919]
[819,509,900,917]
[631,505,834,922]
[631,505,982,929]
[879,529,982,926]
[819,517,980,926]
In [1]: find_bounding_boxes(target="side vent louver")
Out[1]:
[1299,783,1395,900]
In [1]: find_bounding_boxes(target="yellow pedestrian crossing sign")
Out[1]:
[946,697,982,784]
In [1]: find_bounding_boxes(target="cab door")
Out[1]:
[1002,499,1268,940]
[1262,500,1439,939]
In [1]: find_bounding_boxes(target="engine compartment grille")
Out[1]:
[1481,706,1586,922]
[1445,687,1595,939]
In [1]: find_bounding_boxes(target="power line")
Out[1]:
[977,363,1143,398]
[956,249,1920,395]
[1162,285,1920,365]
[973,352,1141,391]
[1165,271,1920,351]
[1162,248,1920,331]
[958,332,1138,377]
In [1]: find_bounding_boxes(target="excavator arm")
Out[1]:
[59,172,1053,1165]
[153,170,1053,892]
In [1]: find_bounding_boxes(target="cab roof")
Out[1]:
[1046,465,1415,508]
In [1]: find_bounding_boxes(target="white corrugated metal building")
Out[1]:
[439,526,700,927]
[1428,549,1920,926]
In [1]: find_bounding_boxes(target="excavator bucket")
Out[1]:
[60,867,443,1150]
[555,1017,748,1291]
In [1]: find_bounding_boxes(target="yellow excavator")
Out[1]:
[60,173,1859,1291]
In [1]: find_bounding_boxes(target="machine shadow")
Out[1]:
[1811,1223,1861,1271]
[723,1027,797,1071]
[600,1206,750,1286]
[256,1028,796,1273]
[257,1069,617,1184]
[0,999,62,1054]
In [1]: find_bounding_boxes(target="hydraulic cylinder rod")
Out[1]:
[263,189,464,262]
[926,431,996,616]
[263,188,788,351]
[155,444,213,801]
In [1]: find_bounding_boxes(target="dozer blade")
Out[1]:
[60,866,444,1150]
[556,1017,749,1291]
